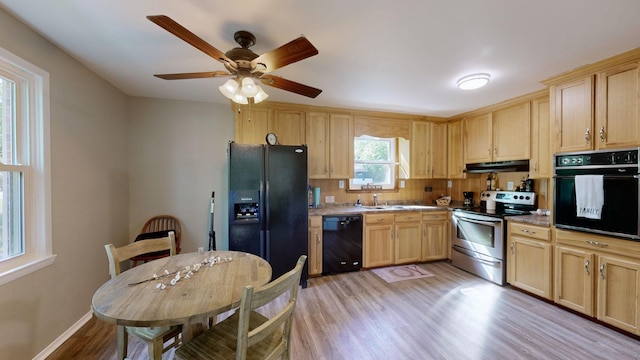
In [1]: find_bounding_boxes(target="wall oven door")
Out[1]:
[554,169,639,240]
[451,211,505,285]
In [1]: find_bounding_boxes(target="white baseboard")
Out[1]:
[33,310,93,360]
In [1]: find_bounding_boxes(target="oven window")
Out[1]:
[457,219,495,248]
[555,176,638,237]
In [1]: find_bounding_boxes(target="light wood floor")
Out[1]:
[48,261,640,360]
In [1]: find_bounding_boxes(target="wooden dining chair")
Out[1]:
[104,232,182,360]
[174,255,307,360]
[131,214,182,266]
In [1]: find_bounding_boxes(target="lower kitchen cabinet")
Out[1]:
[308,216,323,276]
[555,229,640,335]
[421,211,449,261]
[507,222,552,300]
[394,212,422,264]
[364,214,395,268]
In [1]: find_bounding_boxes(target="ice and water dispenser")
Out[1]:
[230,190,259,224]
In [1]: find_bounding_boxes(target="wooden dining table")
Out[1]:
[92,250,272,340]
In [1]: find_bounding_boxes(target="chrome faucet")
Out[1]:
[373,194,379,206]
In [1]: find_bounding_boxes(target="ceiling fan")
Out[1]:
[147,15,322,104]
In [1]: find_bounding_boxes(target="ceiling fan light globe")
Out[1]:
[219,79,239,99]
[232,92,249,104]
[253,85,269,104]
[240,77,258,97]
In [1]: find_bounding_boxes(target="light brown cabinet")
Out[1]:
[447,120,465,178]
[595,61,640,149]
[306,112,353,179]
[308,216,323,276]
[463,103,531,164]
[410,121,447,179]
[554,229,640,334]
[234,105,270,144]
[363,214,395,268]
[271,109,305,145]
[552,76,595,153]
[530,96,551,178]
[421,211,449,261]
[394,212,422,264]
[507,222,552,300]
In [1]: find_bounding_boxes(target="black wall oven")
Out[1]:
[554,148,639,240]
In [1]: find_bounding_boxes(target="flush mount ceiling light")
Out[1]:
[457,73,491,90]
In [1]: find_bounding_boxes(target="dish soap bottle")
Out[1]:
[308,185,314,208]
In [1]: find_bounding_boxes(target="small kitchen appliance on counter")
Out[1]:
[451,190,536,285]
[463,191,474,207]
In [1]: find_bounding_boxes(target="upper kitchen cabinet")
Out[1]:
[271,109,306,145]
[550,76,595,153]
[234,104,271,145]
[596,61,640,149]
[447,120,465,178]
[307,112,354,179]
[530,95,551,178]
[464,102,531,164]
[544,48,640,153]
[410,121,447,179]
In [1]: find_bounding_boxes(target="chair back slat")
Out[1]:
[141,215,182,253]
[105,232,176,278]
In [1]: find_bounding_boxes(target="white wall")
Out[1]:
[128,97,234,252]
[0,7,129,359]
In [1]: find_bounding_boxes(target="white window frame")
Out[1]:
[349,136,396,190]
[0,46,53,286]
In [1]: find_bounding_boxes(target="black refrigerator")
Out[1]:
[228,142,308,287]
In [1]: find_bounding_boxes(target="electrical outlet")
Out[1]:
[447,180,452,188]
[325,195,335,203]
[400,180,405,188]
[507,181,514,190]
[338,180,345,189]
[197,247,204,253]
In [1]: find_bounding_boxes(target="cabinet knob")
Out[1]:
[585,128,591,143]
[510,242,514,254]
[585,259,590,276]
[599,263,605,280]
[599,126,606,142]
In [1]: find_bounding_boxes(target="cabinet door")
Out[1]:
[308,217,323,276]
[271,109,305,145]
[553,76,594,153]
[395,222,421,264]
[235,106,270,144]
[597,255,640,334]
[554,245,594,316]
[364,225,394,268]
[447,120,465,178]
[410,121,431,179]
[596,62,640,149]
[306,112,330,179]
[507,236,553,300]
[464,113,492,164]
[422,221,448,261]
[530,96,551,178]
[493,102,530,161]
[329,114,353,178]
[431,122,448,178]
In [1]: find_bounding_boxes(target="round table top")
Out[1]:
[92,250,272,327]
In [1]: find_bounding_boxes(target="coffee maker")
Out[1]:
[463,192,475,207]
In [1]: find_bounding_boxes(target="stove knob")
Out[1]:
[525,196,530,200]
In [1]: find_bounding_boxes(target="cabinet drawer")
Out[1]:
[509,223,550,241]
[394,212,421,223]
[309,216,322,227]
[365,213,395,225]
[422,211,449,221]
[556,228,640,258]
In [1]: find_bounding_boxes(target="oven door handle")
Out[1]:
[455,216,502,227]
[452,245,501,265]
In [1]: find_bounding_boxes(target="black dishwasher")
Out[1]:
[322,215,363,274]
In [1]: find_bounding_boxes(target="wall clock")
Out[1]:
[266,133,278,145]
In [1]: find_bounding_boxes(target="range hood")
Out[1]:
[464,160,529,173]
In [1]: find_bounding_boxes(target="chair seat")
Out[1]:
[175,312,284,360]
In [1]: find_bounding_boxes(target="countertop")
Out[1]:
[308,204,454,216]
[504,214,551,227]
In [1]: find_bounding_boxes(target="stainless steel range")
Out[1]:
[451,190,536,285]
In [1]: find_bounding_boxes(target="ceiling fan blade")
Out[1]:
[154,71,232,80]
[251,37,318,73]
[147,15,237,69]
[260,75,322,98]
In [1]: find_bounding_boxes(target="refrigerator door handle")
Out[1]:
[264,180,270,229]
[265,230,270,261]
[260,230,267,260]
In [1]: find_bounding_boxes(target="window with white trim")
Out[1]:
[349,136,396,190]
[0,47,53,286]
